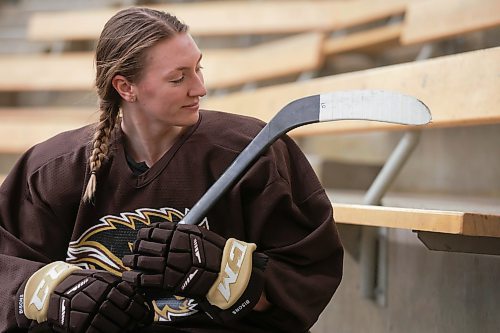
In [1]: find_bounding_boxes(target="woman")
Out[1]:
[0,7,343,333]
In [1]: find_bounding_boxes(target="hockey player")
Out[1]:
[0,7,343,332]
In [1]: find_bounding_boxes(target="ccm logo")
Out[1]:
[29,264,71,311]
[217,240,248,302]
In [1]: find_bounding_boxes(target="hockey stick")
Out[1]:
[179,90,431,225]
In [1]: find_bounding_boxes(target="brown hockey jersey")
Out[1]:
[0,110,343,332]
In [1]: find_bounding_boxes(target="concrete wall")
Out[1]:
[312,229,500,333]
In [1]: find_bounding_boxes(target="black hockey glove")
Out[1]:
[122,222,268,322]
[16,262,152,332]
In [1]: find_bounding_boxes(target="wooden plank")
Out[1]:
[402,0,500,45]
[0,53,94,91]
[323,23,403,55]
[203,32,324,89]
[332,203,500,238]
[27,0,409,41]
[0,108,97,153]
[202,46,500,136]
[0,32,324,92]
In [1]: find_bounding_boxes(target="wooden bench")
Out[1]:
[0,108,97,154]
[332,203,500,255]
[323,23,403,56]
[401,0,500,45]
[27,0,409,42]
[0,32,324,92]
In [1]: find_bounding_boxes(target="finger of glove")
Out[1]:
[170,230,191,251]
[69,310,92,333]
[136,223,175,240]
[99,299,131,328]
[47,294,69,330]
[175,223,201,235]
[116,281,135,297]
[122,254,138,269]
[126,295,152,322]
[71,291,98,313]
[134,239,167,256]
[82,279,110,304]
[202,239,224,272]
[123,254,166,273]
[187,233,223,273]
[89,313,122,333]
[53,273,96,298]
[187,270,219,296]
[122,270,164,289]
[176,224,226,249]
[199,227,227,249]
[108,283,151,324]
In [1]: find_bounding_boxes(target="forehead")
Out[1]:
[143,33,201,71]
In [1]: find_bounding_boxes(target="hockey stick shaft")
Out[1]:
[180,96,318,225]
[180,90,431,225]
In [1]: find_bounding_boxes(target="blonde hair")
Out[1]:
[83,7,188,203]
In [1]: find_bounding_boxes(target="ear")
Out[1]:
[112,75,136,103]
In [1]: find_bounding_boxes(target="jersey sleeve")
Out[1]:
[0,149,74,331]
[226,135,344,332]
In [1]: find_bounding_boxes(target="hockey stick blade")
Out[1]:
[180,90,431,225]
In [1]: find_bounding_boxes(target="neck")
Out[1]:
[121,117,185,167]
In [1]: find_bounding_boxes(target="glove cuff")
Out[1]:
[200,251,268,322]
[206,238,256,309]
[21,261,81,323]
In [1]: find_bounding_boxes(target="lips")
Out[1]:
[183,101,199,109]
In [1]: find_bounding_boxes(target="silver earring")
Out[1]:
[130,95,136,103]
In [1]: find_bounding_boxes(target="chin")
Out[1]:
[183,110,200,126]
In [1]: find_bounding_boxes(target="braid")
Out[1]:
[82,101,119,203]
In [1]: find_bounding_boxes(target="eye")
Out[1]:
[196,65,204,72]
[170,76,185,85]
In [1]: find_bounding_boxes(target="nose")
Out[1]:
[189,71,207,97]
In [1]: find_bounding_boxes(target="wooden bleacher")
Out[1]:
[401,0,500,45]
[27,0,409,41]
[323,23,403,56]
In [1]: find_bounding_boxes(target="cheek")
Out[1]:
[139,81,158,99]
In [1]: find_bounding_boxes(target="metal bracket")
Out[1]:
[417,232,500,256]
[359,130,422,305]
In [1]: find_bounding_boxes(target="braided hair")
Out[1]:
[83,7,188,202]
